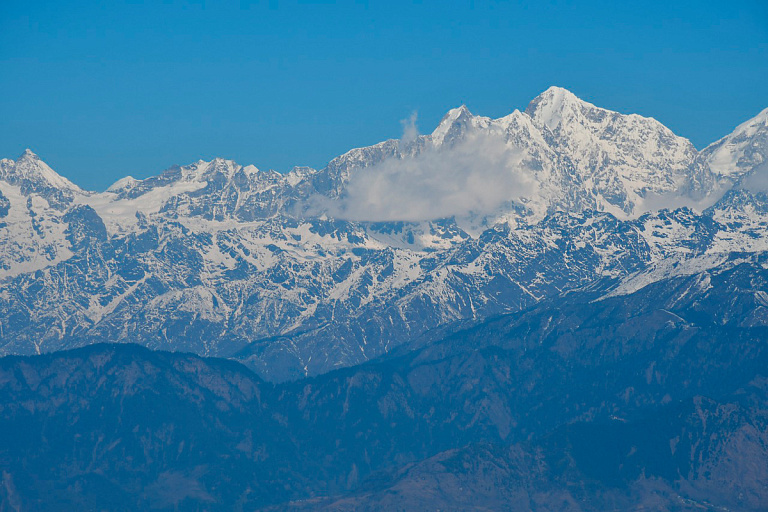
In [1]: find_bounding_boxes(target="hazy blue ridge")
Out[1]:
[1,263,767,510]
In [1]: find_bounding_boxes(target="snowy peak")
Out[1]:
[285,166,318,186]
[206,157,246,176]
[430,105,491,146]
[523,86,703,217]
[0,149,82,193]
[106,175,139,194]
[432,105,472,135]
[702,107,768,179]
[524,86,591,132]
[180,158,239,182]
[525,86,688,148]
[494,109,550,147]
[175,158,284,185]
[109,157,278,201]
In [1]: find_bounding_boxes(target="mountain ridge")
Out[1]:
[2,259,767,509]
[1,87,767,380]
[7,86,763,198]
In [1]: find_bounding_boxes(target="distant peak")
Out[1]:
[444,104,472,121]
[525,86,604,131]
[20,148,39,159]
[106,175,139,193]
[431,105,475,144]
[453,104,471,114]
[539,85,579,101]
[5,149,82,192]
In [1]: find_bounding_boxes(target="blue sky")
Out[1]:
[1,0,767,190]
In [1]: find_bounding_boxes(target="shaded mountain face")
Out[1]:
[0,88,767,381]
[1,261,767,510]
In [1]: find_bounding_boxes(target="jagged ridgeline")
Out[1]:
[0,87,767,381]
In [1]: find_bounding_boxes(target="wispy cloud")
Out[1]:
[399,111,419,147]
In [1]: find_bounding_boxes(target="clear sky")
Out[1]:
[1,0,767,191]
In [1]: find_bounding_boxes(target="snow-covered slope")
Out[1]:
[0,149,82,194]
[525,87,713,216]
[702,107,768,179]
[0,151,84,279]
[1,88,767,380]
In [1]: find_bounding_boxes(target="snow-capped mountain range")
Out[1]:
[1,87,767,380]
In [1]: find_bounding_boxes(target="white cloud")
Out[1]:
[638,188,725,214]
[739,160,768,192]
[399,111,419,147]
[311,128,537,222]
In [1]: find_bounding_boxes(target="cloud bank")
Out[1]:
[313,127,537,222]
